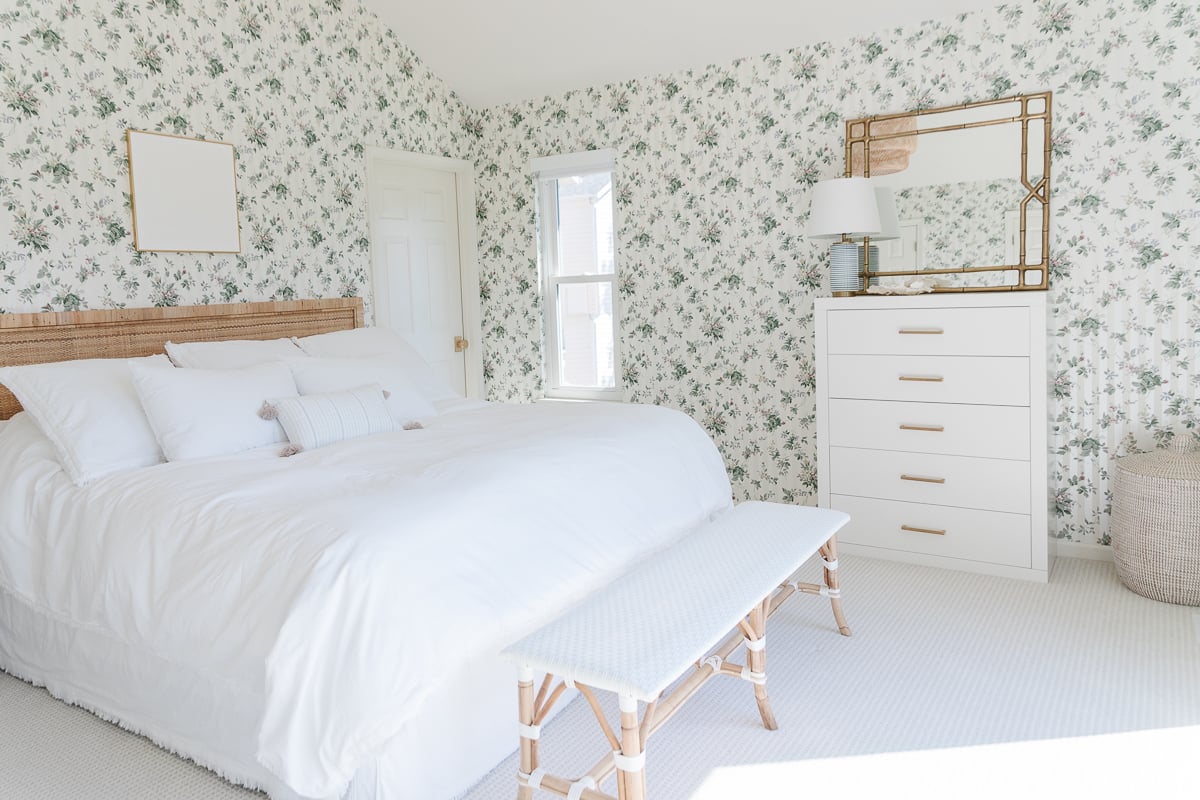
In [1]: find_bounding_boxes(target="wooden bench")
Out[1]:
[502,501,851,800]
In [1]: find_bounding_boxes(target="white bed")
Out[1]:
[0,398,732,798]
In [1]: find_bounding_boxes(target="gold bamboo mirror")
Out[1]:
[845,92,1051,292]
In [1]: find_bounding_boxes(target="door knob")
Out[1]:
[454,335,469,352]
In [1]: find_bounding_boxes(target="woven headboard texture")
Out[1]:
[0,298,363,420]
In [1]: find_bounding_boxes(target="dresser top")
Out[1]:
[815,292,1047,310]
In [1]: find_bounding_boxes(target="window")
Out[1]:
[532,150,620,401]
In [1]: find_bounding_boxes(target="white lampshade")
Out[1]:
[807,177,881,240]
[873,187,900,242]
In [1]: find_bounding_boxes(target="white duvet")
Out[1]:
[0,401,731,798]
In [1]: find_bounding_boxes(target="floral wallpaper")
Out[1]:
[472,0,1200,545]
[0,0,471,311]
[2,0,1197,547]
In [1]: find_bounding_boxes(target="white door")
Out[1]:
[367,155,469,395]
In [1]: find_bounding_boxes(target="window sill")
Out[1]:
[540,391,623,404]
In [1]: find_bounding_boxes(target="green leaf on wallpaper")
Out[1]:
[134,40,164,74]
[94,95,117,118]
[1136,114,1165,139]
[1135,369,1163,392]
[792,56,817,81]
[5,82,39,118]
[29,26,62,49]
[103,222,126,245]
[1077,68,1101,89]
[42,161,72,184]
[1136,245,1163,268]
[52,292,82,311]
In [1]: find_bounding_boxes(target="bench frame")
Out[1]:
[515,534,849,800]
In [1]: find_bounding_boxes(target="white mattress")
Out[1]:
[0,402,732,798]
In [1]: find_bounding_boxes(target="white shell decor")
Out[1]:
[865,278,938,295]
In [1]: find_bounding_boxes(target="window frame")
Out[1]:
[532,150,622,402]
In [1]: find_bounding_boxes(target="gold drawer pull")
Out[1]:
[898,375,944,382]
[898,327,944,335]
[899,424,944,432]
[900,474,946,484]
[901,524,947,536]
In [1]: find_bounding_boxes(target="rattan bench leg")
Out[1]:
[821,536,851,637]
[616,695,646,800]
[747,598,778,731]
[517,669,538,800]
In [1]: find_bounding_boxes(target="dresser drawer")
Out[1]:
[827,399,1030,460]
[826,355,1029,406]
[830,494,1031,568]
[828,447,1030,514]
[826,306,1029,356]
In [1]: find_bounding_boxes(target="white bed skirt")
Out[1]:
[0,584,532,799]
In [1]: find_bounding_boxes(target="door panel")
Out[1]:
[368,158,466,394]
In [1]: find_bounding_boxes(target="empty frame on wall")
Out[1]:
[126,129,242,253]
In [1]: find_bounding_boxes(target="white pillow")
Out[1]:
[165,337,303,369]
[130,360,298,461]
[267,384,397,452]
[0,355,169,485]
[293,328,458,402]
[286,356,437,424]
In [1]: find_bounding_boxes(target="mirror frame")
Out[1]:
[844,92,1051,293]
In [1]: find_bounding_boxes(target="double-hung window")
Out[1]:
[531,150,620,401]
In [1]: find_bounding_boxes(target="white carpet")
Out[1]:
[2,557,1197,800]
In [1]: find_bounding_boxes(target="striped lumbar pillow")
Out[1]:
[264,383,397,454]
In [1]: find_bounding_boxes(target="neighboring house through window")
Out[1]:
[531,149,620,401]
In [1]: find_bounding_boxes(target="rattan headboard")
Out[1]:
[0,298,363,420]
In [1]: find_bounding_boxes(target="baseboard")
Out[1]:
[1055,541,1114,562]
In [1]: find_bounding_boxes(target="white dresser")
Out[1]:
[815,294,1052,582]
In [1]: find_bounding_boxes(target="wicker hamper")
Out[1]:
[1111,438,1200,605]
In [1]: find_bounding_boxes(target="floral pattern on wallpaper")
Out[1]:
[0,0,471,312]
[472,0,1200,544]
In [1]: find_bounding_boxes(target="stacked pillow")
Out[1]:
[0,355,172,485]
[129,360,298,462]
[293,328,460,404]
[164,337,304,369]
[0,326,453,484]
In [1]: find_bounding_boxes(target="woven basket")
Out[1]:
[1111,437,1200,605]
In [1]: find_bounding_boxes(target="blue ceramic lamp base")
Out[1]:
[829,243,878,294]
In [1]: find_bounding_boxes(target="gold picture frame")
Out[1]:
[126,129,242,254]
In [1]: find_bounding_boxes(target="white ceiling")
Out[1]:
[363,1,1004,108]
